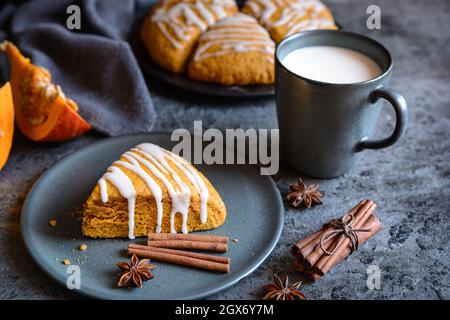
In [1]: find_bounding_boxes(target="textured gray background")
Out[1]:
[0,0,449,299]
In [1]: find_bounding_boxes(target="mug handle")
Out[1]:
[359,88,408,150]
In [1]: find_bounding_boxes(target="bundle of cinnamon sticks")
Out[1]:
[291,199,381,281]
[128,233,230,273]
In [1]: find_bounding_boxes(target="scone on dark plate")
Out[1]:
[188,13,275,85]
[243,0,337,43]
[140,0,238,73]
[82,143,226,238]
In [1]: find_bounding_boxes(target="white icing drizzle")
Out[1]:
[156,22,183,49]
[285,16,334,36]
[196,1,215,25]
[245,1,261,17]
[245,0,282,22]
[151,0,235,49]
[165,151,210,224]
[98,166,136,239]
[125,150,186,233]
[193,13,275,62]
[98,178,108,203]
[245,0,334,36]
[115,156,164,233]
[210,3,227,19]
[97,143,210,238]
[136,143,191,234]
[199,27,270,40]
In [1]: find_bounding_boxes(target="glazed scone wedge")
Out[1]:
[140,0,238,73]
[188,13,275,85]
[243,0,337,43]
[82,143,226,238]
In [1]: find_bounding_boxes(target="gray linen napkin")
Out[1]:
[0,0,156,136]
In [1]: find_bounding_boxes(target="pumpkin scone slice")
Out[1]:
[140,0,238,74]
[187,13,275,85]
[82,143,226,239]
[243,0,337,43]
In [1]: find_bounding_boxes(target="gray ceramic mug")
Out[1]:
[275,30,408,178]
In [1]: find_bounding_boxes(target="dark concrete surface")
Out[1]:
[0,0,449,299]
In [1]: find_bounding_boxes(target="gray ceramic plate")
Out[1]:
[21,133,284,300]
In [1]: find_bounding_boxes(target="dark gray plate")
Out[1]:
[131,33,275,98]
[21,133,284,300]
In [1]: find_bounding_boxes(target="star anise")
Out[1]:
[262,273,306,300]
[286,178,324,208]
[117,254,156,288]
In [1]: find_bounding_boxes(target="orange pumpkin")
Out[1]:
[0,41,90,142]
[0,82,14,170]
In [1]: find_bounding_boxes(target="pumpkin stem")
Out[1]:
[0,41,7,52]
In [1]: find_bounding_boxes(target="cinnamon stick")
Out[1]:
[148,233,229,244]
[147,239,228,253]
[128,244,230,273]
[293,260,321,282]
[129,243,230,264]
[291,227,325,257]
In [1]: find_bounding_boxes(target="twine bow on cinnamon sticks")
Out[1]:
[319,213,372,256]
[291,199,382,282]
